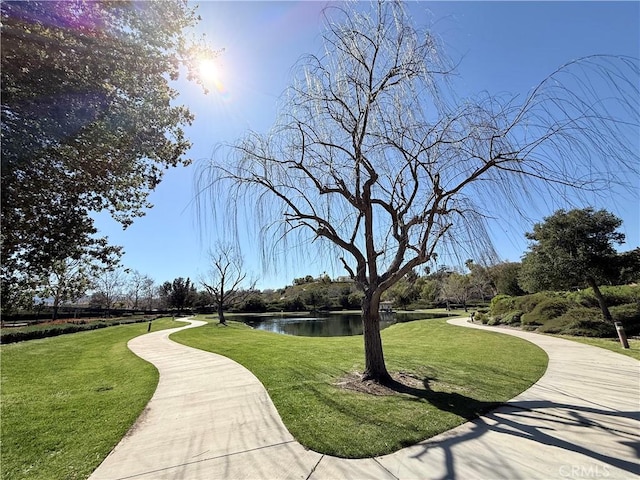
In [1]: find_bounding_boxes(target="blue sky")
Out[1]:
[94,1,640,290]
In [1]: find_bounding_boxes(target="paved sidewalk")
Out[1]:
[89,318,639,480]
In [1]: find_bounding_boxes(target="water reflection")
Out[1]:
[234,312,449,337]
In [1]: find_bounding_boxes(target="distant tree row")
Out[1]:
[385,209,639,314]
[6,208,637,325]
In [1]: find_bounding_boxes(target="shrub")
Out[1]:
[521,298,572,326]
[536,307,616,337]
[485,310,522,327]
[515,292,560,315]
[558,306,602,322]
[239,296,267,313]
[600,285,639,306]
[564,319,616,337]
[348,292,364,309]
[475,311,489,324]
[490,295,516,317]
[610,303,640,335]
[283,296,306,312]
[502,310,523,325]
[566,289,599,308]
[0,316,156,344]
[484,286,636,337]
[536,317,570,334]
[610,303,640,323]
[567,284,640,308]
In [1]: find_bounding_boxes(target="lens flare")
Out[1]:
[198,59,218,80]
[198,58,229,100]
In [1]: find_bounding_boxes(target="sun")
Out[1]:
[198,59,219,81]
[196,56,229,99]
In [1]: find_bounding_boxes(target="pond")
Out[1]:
[230,311,452,337]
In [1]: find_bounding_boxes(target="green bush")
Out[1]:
[564,319,616,337]
[538,318,615,337]
[537,307,615,337]
[610,303,640,335]
[601,285,639,306]
[490,295,516,317]
[521,298,572,326]
[566,289,599,308]
[485,310,522,327]
[515,292,560,315]
[475,311,489,324]
[567,284,640,308]
[238,296,268,313]
[536,317,570,334]
[0,316,156,344]
[485,286,636,337]
[610,302,640,322]
[1,322,107,343]
[558,306,602,322]
[502,310,523,325]
[535,306,594,334]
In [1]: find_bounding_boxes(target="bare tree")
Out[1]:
[465,259,497,301]
[201,244,256,325]
[199,2,638,383]
[126,270,154,310]
[439,272,472,312]
[92,268,127,317]
[142,277,156,311]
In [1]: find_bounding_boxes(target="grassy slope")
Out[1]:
[1,317,183,480]
[172,317,548,458]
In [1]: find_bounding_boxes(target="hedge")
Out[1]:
[488,285,640,337]
[1,316,162,344]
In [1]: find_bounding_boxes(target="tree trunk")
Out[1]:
[361,290,392,384]
[52,297,60,320]
[217,302,226,325]
[586,277,613,323]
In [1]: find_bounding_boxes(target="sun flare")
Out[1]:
[197,55,230,100]
[198,59,219,81]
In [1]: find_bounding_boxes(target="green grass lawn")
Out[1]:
[172,316,548,458]
[0,317,184,480]
[554,335,640,361]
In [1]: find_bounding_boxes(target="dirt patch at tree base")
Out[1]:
[335,371,427,396]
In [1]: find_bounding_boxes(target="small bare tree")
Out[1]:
[141,277,156,311]
[126,270,153,310]
[439,272,472,312]
[199,2,638,383]
[201,244,256,325]
[92,268,127,317]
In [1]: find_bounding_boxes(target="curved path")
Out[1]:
[90,318,639,480]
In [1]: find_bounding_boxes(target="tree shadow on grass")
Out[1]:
[385,376,500,421]
[326,373,639,478]
[322,372,501,454]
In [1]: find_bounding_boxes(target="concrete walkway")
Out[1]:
[89,318,639,480]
